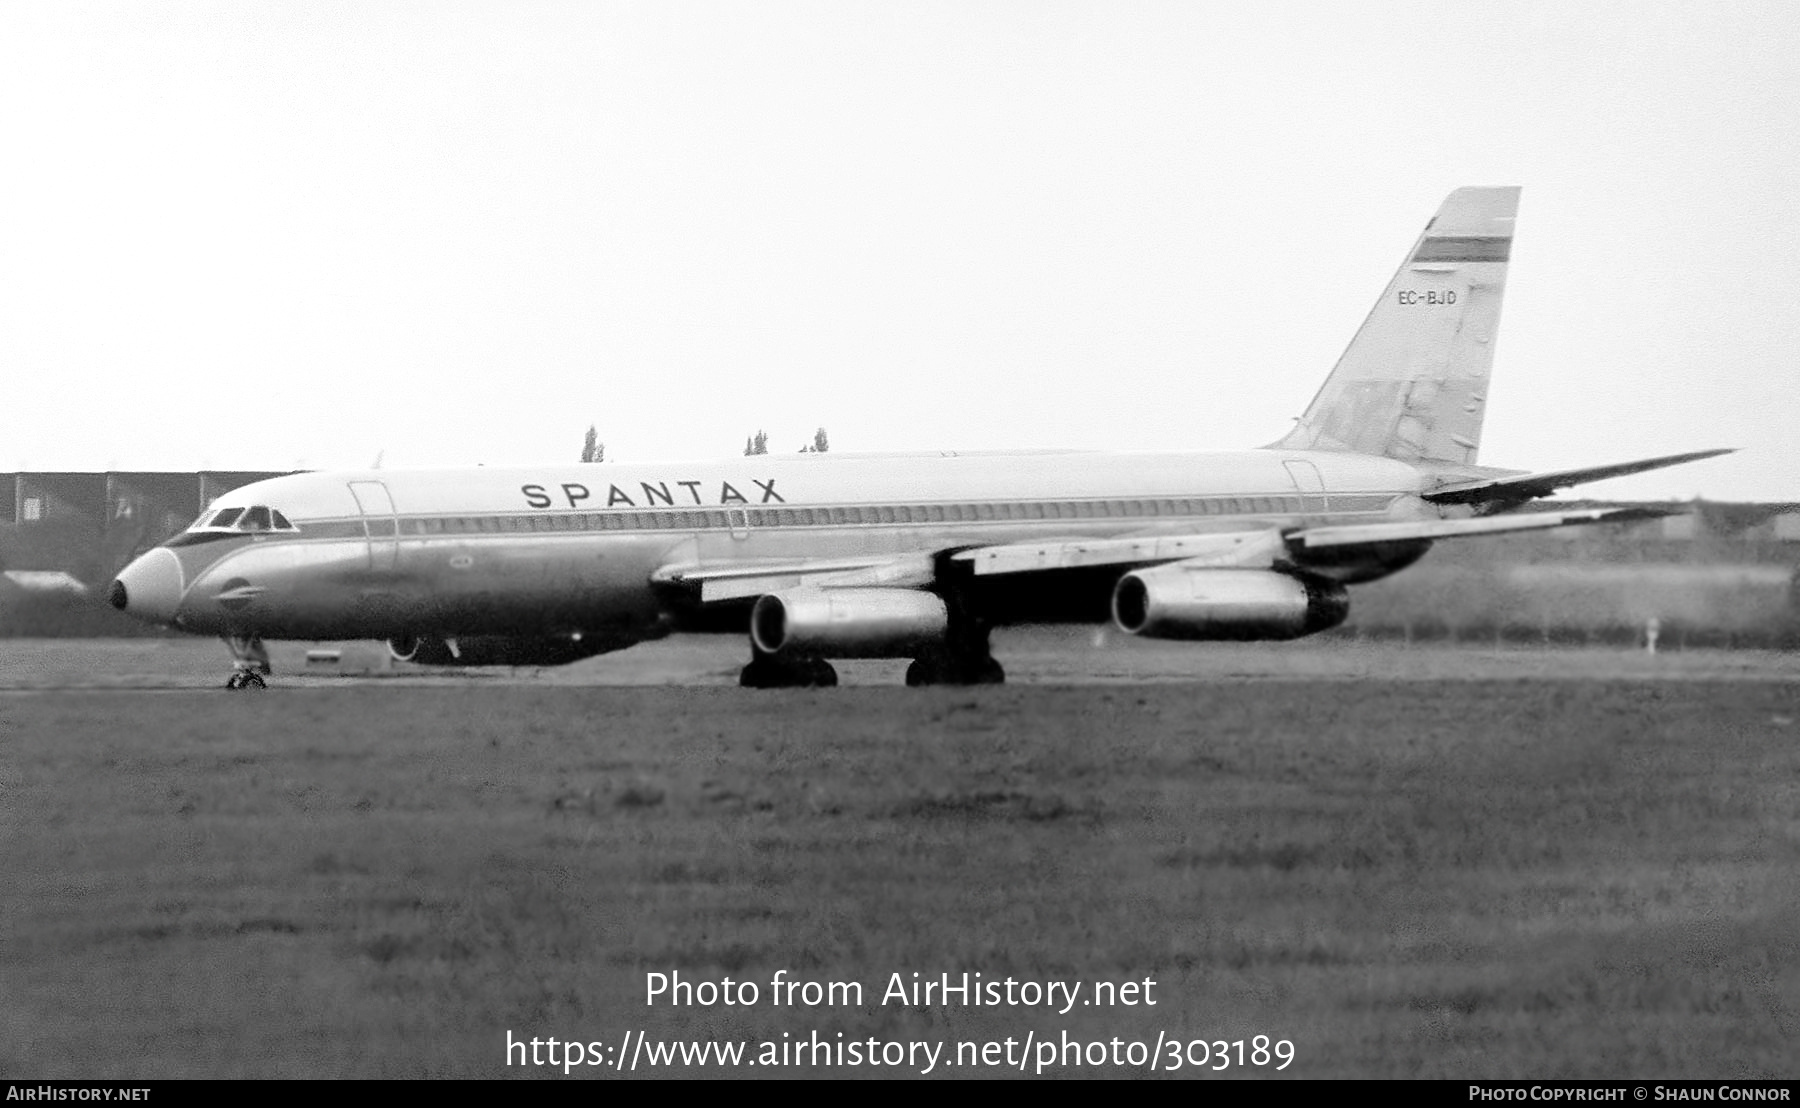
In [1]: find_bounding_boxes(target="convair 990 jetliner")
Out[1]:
[111,187,1728,688]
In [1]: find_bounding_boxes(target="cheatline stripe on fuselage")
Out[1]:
[173,492,1402,545]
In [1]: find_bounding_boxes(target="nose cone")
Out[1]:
[111,549,185,625]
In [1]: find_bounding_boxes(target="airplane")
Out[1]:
[109,186,1731,689]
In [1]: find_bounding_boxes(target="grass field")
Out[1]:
[4,649,1799,1078]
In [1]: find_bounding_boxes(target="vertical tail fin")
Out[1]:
[1272,186,1520,465]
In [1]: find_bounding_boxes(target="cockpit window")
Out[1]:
[182,504,300,535]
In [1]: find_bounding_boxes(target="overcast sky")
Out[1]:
[3,1,1795,500]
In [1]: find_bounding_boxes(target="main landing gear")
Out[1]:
[223,634,271,690]
[904,625,1006,687]
[736,636,1006,688]
[736,591,1007,688]
[905,654,1005,687]
[738,651,839,689]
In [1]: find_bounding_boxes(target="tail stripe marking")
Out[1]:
[1411,236,1511,264]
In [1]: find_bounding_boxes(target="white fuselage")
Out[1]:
[114,448,1434,643]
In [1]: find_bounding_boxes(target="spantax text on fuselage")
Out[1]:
[520,478,788,511]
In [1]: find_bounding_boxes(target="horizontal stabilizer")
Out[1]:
[1292,505,1678,550]
[1423,449,1735,505]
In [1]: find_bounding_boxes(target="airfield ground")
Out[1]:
[2,634,1797,1078]
[3,628,1799,689]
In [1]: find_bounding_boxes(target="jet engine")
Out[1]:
[1111,567,1349,641]
[750,587,948,658]
[386,632,636,667]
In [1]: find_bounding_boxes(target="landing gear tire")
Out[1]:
[739,654,839,689]
[906,655,1005,687]
[222,634,272,690]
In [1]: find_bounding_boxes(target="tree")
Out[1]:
[744,430,768,456]
[799,427,830,453]
[580,425,605,463]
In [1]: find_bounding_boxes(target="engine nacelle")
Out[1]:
[750,587,948,658]
[386,632,637,667]
[1111,567,1349,641]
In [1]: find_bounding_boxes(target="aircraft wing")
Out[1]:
[662,534,1281,602]
[951,505,1676,576]
[951,529,1288,575]
[1423,449,1734,505]
[657,554,937,602]
[665,506,1677,597]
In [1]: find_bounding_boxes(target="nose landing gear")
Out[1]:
[222,634,272,690]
